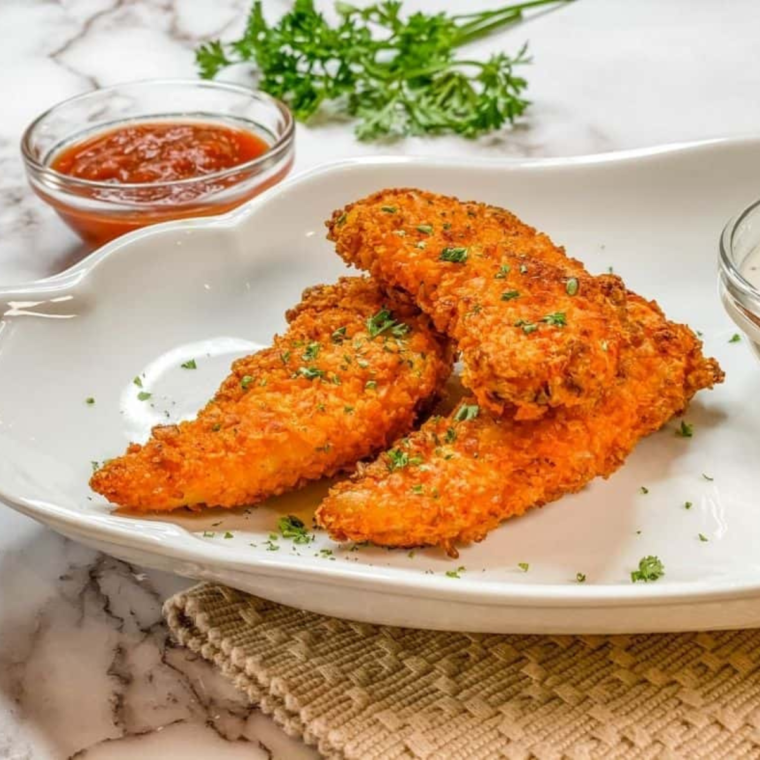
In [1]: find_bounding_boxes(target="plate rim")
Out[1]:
[2,136,758,610]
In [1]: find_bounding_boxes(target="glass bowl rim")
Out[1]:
[20,78,295,192]
[720,196,760,306]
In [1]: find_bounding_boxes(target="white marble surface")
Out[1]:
[0,0,759,757]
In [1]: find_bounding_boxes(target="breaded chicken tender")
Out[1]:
[327,188,630,420]
[91,277,452,512]
[316,294,724,554]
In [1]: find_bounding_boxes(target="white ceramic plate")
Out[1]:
[1,140,759,634]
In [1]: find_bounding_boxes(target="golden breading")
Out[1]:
[90,277,453,512]
[316,293,724,554]
[327,188,630,421]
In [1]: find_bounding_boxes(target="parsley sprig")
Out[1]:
[196,0,566,140]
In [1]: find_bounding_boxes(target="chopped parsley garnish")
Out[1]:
[454,404,479,422]
[675,421,693,438]
[684,501,693,510]
[416,224,433,234]
[519,263,528,274]
[514,319,538,334]
[411,484,424,495]
[336,213,347,226]
[278,515,312,544]
[366,308,409,339]
[445,566,466,579]
[702,473,714,481]
[133,376,143,388]
[381,205,397,213]
[541,312,567,327]
[443,222,452,230]
[386,448,422,471]
[302,341,321,361]
[415,241,427,250]
[181,359,197,370]
[566,278,579,296]
[640,486,649,495]
[224,531,234,539]
[729,333,741,343]
[344,405,354,414]
[202,531,215,538]
[297,366,325,380]
[240,375,254,389]
[331,326,347,344]
[281,350,291,364]
[440,247,468,263]
[365,380,378,390]
[630,555,664,583]
[356,358,369,369]
[444,427,457,444]
[698,533,708,542]
[518,562,529,572]
[91,460,100,473]
[137,391,152,401]
[265,540,280,551]
[85,397,95,405]
[495,264,511,279]
[576,572,586,583]
[318,548,333,558]
[501,290,520,301]
[211,423,222,432]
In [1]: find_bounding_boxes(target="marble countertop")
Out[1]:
[1,0,759,757]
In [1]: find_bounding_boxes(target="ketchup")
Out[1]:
[43,121,289,247]
[52,122,269,184]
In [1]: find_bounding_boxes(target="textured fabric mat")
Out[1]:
[164,583,760,759]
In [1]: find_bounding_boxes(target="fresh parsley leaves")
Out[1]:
[454,404,479,422]
[196,0,550,141]
[386,448,423,471]
[675,421,693,438]
[630,555,664,583]
[278,515,313,544]
[440,247,468,263]
[297,366,325,380]
[366,308,410,339]
[541,312,567,327]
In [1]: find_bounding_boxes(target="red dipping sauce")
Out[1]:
[41,120,291,247]
[52,122,269,184]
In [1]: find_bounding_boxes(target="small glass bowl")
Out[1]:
[720,198,760,360]
[21,80,295,248]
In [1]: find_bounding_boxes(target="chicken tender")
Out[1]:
[327,188,630,421]
[91,277,453,512]
[316,293,724,554]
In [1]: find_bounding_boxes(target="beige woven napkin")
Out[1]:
[164,583,760,759]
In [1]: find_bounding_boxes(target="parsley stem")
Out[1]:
[451,0,566,22]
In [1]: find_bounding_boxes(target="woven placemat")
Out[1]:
[164,583,760,759]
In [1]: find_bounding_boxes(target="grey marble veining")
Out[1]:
[0,0,759,756]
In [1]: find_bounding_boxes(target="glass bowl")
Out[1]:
[21,80,295,248]
[720,198,760,360]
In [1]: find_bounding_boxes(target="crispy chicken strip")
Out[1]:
[316,294,724,553]
[327,188,630,420]
[91,277,452,512]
